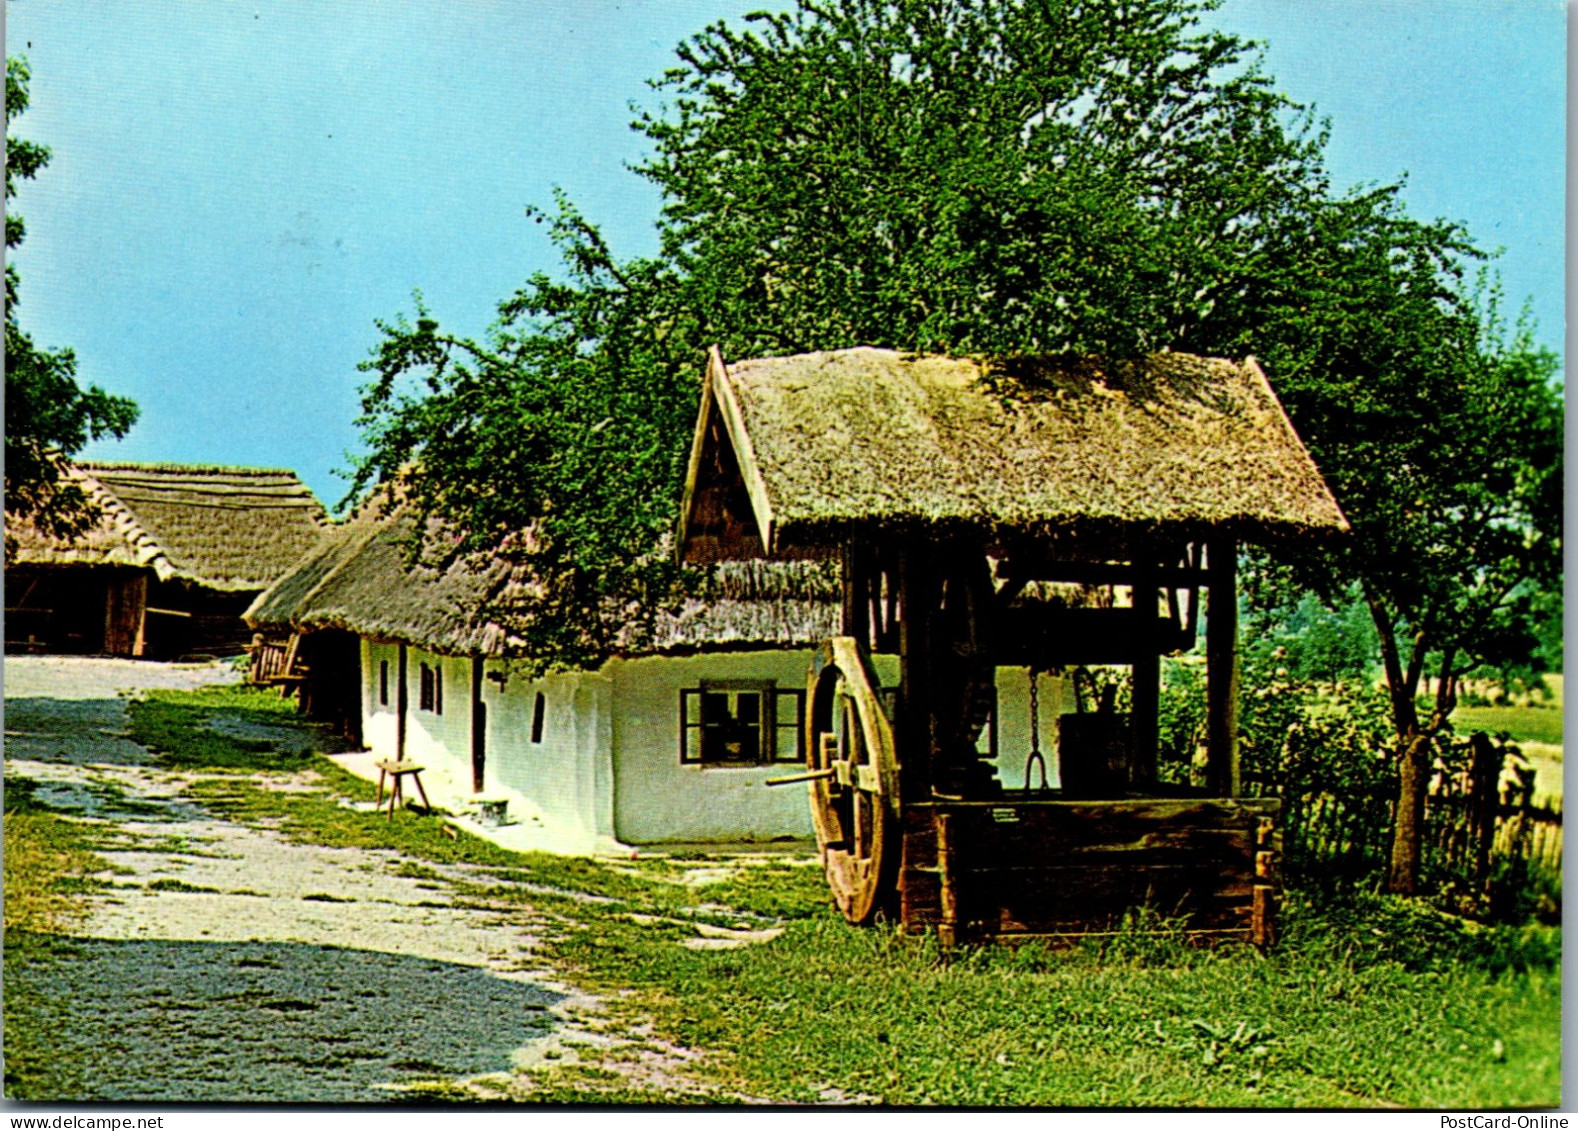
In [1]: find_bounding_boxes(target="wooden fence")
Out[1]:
[1250,733,1562,903]
[246,634,299,685]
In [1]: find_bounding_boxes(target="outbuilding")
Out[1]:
[7,462,327,659]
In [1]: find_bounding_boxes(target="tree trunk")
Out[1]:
[1387,727,1431,895]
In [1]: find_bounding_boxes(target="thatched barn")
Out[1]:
[245,494,840,850]
[678,346,1347,944]
[6,462,328,659]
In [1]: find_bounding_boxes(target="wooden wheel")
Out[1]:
[806,636,900,924]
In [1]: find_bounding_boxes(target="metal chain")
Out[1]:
[1024,667,1049,792]
[1029,667,1040,754]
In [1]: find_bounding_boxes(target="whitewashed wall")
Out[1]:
[359,638,1072,848]
[361,639,400,758]
[605,650,817,845]
[479,663,613,844]
[404,649,473,773]
[985,666,1066,791]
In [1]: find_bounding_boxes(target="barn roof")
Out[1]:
[678,347,1348,562]
[245,492,837,659]
[8,462,328,590]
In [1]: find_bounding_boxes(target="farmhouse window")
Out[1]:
[418,663,443,714]
[679,680,804,766]
[531,691,546,743]
[379,660,389,706]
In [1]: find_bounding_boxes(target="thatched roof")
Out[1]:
[679,347,1348,562]
[8,462,328,590]
[243,498,519,655]
[246,495,837,659]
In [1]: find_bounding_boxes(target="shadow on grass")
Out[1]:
[4,697,153,766]
[5,933,563,1103]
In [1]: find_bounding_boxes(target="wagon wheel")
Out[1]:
[806,636,901,924]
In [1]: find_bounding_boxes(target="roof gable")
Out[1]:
[679,347,1347,562]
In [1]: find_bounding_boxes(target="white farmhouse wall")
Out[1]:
[402,648,474,779]
[985,666,1066,791]
[358,637,1071,849]
[479,663,613,844]
[361,639,400,758]
[605,650,816,845]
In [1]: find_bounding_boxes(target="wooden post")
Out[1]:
[936,812,958,947]
[396,643,409,762]
[104,573,148,657]
[1205,535,1239,796]
[841,540,870,647]
[470,655,487,793]
[1130,562,1159,790]
[896,542,931,803]
[1252,815,1278,947]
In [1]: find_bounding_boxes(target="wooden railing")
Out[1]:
[246,633,300,685]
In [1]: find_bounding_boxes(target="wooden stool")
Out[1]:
[375,759,431,818]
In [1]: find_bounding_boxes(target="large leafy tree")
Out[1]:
[355,0,1561,893]
[5,57,138,555]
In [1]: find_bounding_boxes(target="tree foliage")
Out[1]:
[353,0,1562,882]
[5,57,138,551]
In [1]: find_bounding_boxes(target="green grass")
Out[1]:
[202,754,1559,1106]
[3,779,111,936]
[125,685,325,771]
[1453,705,1564,747]
[146,878,222,894]
[93,688,1570,1106]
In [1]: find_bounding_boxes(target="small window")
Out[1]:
[379,660,389,706]
[419,663,441,713]
[680,680,804,766]
[530,691,546,744]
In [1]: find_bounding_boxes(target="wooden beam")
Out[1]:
[841,541,870,646]
[470,656,486,794]
[1130,564,1159,790]
[994,608,1190,667]
[1205,535,1240,796]
[896,542,932,802]
[396,643,409,762]
[1001,560,1209,587]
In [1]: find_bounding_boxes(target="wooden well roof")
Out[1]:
[8,462,328,591]
[678,347,1348,562]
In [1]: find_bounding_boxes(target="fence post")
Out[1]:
[1468,732,1502,892]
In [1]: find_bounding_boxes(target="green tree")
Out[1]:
[5,57,138,555]
[354,0,1561,895]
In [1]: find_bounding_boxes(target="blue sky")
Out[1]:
[6,0,1565,512]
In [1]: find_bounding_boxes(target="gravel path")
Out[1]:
[4,657,590,1103]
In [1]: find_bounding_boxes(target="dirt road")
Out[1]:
[5,658,580,1103]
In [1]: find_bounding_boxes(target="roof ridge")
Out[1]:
[82,460,311,476]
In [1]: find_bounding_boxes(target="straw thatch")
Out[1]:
[247,495,838,660]
[679,347,1348,562]
[7,462,328,590]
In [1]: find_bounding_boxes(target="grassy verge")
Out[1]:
[3,780,111,935]
[3,781,115,1098]
[1453,705,1564,748]
[125,685,328,771]
[122,690,1567,1107]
